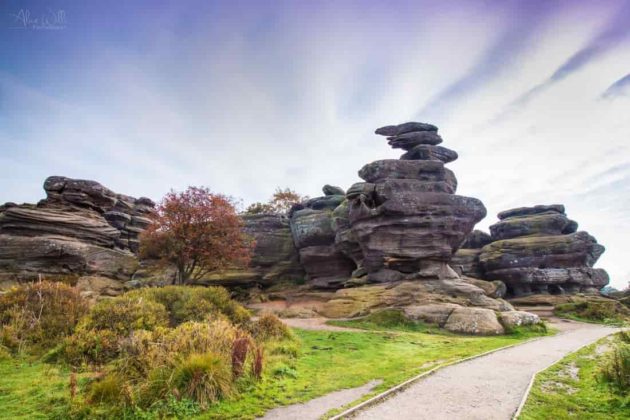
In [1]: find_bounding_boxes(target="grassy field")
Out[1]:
[0,320,549,419]
[519,333,630,420]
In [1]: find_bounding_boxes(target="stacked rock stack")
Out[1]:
[344,122,487,283]
[479,205,609,296]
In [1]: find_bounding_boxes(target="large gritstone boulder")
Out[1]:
[289,186,356,289]
[479,205,609,296]
[346,122,486,283]
[0,176,154,291]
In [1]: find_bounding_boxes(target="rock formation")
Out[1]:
[451,230,492,278]
[289,186,356,289]
[479,205,609,296]
[344,122,486,283]
[192,213,304,288]
[293,121,541,334]
[0,176,154,291]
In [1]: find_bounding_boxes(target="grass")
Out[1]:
[0,356,88,419]
[555,301,630,327]
[0,322,550,419]
[519,333,630,420]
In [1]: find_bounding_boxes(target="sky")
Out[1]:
[0,0,629,289]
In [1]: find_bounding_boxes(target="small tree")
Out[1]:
[140,186,254,284]
[245,187,308,215]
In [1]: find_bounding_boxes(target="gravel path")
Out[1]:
[353,320,619,420]
[259,380,382,420]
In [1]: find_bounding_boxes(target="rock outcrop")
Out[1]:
[0,176,154,290]
[193,213,304,288]
[479,205,609,296]
[344,122,486,283]
[451,230,492,278]
[289,186,356,289]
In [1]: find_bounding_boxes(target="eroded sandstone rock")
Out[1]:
[479,205,609,296]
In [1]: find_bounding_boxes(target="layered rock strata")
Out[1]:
[344,122,486,283]
[0,176,154,287]
[289,186,355,289]
[479,205,609,296]
[451,230,492,278]
[193,213,304,287]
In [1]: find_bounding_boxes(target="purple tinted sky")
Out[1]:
[1,0,629,288]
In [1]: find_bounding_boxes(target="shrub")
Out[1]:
[555,300,630,325]
[124,286,250,326]
[171,352,234,408]
[79,295,169,335]
[63,285,251,365]
[0,281,88,353]
[249,313,292,341]
[64,328,121,366]
[601,341,630,392]
[88,373,131,405]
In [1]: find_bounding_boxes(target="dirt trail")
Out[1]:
[352,320,618,420]
[279,317,362,332]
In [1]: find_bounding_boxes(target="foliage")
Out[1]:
[0,281,88,353]
[140,186,254,283]
[0,323,549,419]
[555,300,630,326]
[88,373,130,405]
[85,319,254,409]
[124,285,251,326]
[245,187,308,215]
[249,312,293,341]
[601,340,630,392]
[231,334,252,378]
[63,286,251,366]
[172,352,235,408]
[520,334,629,420]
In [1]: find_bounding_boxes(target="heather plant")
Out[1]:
[63,286,250,365]
[171,352,235,408]
[249,312,292,341]
[0,281,88,353]
[124,285,250,326]
[601,339,630,392]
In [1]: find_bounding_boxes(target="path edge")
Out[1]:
[511,328,622,419]
[328,334,549,420]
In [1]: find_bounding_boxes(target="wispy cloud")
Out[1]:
[0,1,629,288]
[602,72,630,98]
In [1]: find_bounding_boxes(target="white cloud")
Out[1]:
[0,1,629,288]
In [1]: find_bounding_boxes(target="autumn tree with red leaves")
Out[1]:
[140,186,254,284]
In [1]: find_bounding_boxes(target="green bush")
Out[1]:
[63,285,251,365]
[88,373,130,405]
[0,281,88,353]
[249,313,292,341]
[171,352,234,408]
[555,300,630,325]
[79,295,170,335]
[64,328,121,366]
[601,340,630,392]
[124,286,251,326]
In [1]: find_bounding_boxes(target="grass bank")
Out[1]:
[0,321,549,419]
[519,332,630,420]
